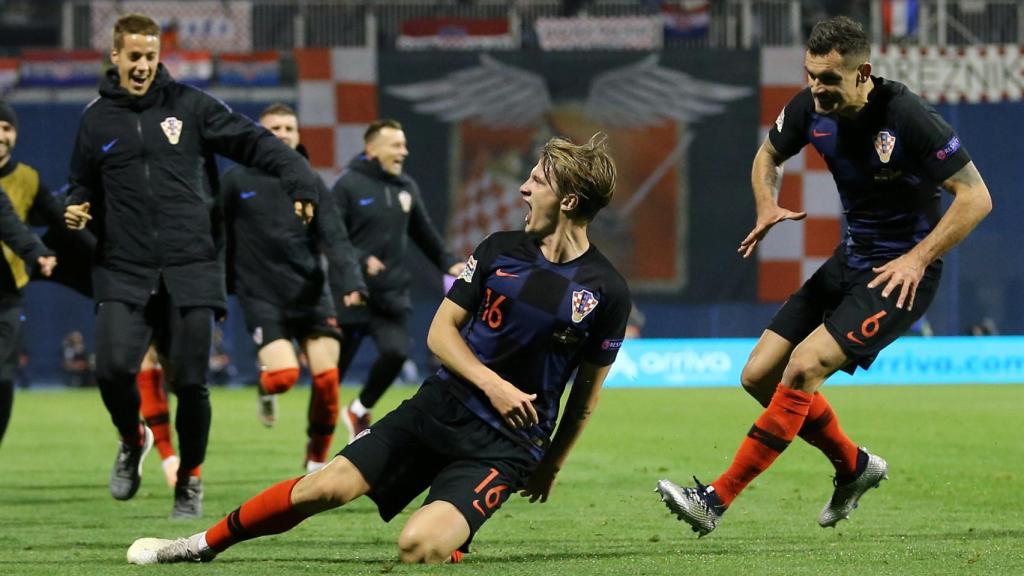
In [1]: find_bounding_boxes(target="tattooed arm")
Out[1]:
[738,137,808,258]
[868,161,993,310]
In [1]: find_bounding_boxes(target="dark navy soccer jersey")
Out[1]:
[768,77,972,269]
[439,230,631,460]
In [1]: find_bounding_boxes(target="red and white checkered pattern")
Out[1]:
[447,170,525,260]
[757,48,842,302]
[294,48,378,182]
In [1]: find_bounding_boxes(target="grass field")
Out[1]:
[1,383,1022,575]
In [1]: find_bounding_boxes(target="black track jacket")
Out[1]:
[223,157,365,311]
[330,154,458,313]
[66,65,320,310]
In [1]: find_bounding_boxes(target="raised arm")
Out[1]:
[737,137,807,258]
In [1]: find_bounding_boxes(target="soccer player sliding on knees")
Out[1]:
[126,134,632,565]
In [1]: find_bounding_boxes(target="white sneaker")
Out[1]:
[161,455,180,488]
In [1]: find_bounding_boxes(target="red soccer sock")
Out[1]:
[260,368,300,395]
[711,385,813,507]
[137,368,176,459]
[797,392,860,477]
[204,477,308,552]
[306,368,340,462]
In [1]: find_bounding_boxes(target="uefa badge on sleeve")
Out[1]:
[160,117,183,145]
[571,290,599,323]
[874,130,895,164]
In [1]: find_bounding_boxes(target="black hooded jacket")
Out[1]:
[330,154,458,312]
[66,65,320,310]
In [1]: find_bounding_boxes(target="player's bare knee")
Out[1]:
[740,364,774,405]
[782,350,829,392]
[397,530,450,564]
[291,459,365,511]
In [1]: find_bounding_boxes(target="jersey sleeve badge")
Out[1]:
[458,255,477,283]
[571,289,599,323]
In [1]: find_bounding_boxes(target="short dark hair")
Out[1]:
[806,16,870,66]
[260,102,297,119]
[364,119,402,144]
[113,14,161,50]
[540,133,617,223]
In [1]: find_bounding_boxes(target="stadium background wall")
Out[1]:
[9,51,1023,384]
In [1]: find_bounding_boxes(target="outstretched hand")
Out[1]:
[738,206,807,258]
[64,202,91,230]
[294,200,315,225]
[868,253,927,310]
[36,256,57,277]
[520,463,558,503]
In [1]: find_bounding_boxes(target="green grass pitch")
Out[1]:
[1,383,1022,575]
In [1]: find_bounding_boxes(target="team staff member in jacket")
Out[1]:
[63,14,321,519]
[223,103,365,471]
[332,119,464,441]
[0,100,75,446]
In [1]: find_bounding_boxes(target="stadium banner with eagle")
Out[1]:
[379,50,759,300]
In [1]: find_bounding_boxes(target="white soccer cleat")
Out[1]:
[127,538,174,565]
[127,533,215,565]
[818,447,889,527]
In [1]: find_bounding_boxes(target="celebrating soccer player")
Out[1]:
[126,134,631,565]
[63,13,321,518]
[656,16,992,536]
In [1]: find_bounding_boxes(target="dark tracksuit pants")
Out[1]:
[337,306,410,409]
[0,303,23,446]
[94,284,213,476]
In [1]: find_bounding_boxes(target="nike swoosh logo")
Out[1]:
[240,191,257,200]
[102,138,118,152]
[495,269,518,278]
[812,130,832,138]
[359,198,375,206]
[846,331,865,345]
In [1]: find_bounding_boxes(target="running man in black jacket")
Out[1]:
[331,119,464,440]
[63,14,321,518]
[223,103,365,472]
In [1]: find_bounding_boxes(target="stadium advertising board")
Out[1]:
[535,17,663,50]
[872,45,1024,103]
[604,337,1024,388]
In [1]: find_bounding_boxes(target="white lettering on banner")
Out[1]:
[607,348,732,383]
[872,45,1024,103]
[535,17,662,51]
